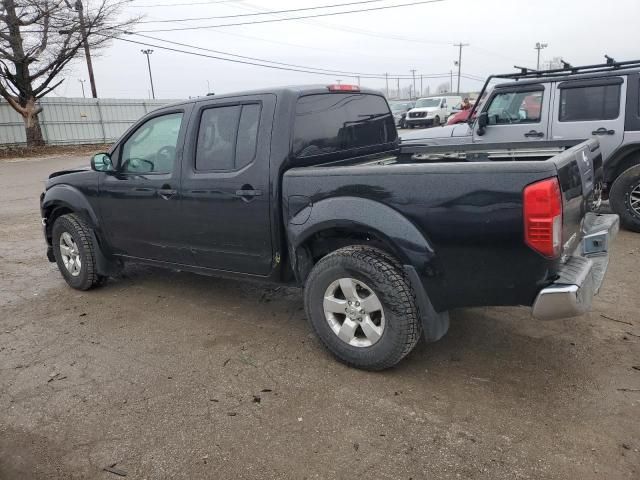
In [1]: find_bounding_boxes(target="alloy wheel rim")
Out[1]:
[323,278,385,347]
[630,184,640,216]
[60,232,81,277]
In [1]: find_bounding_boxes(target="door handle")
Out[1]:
[524,130,544,138]
[592,127,615,135]
[235,189,263,198]
[158,188,177,200]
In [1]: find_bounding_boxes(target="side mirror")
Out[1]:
[476,112,488,136]
[90,152,114,172]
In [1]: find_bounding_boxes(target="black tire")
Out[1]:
[304,245,422,370]
[610,164,640,232]
[434,115,441,127]
[52,213,106,290]
[407,124,414,129]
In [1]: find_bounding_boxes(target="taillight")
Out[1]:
[523,177,563,257]
[327,84,360,92]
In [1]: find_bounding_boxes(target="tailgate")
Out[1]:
[552,139,603,256]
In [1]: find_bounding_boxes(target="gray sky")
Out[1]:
[52,0,640,99]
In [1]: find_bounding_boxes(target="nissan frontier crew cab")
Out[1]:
[40,84,618,370]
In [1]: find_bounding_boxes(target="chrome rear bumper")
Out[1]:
[532,212,619,320]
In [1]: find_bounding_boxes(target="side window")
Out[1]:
[195,103,261,171]
[559,84,621,122]
[486,90,543,125]
[121,112,183,174]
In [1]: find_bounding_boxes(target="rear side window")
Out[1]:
[559,84,621,121]
[293,93,396,158]
[195,103,261,171]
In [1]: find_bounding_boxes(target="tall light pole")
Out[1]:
[335,79,342,85]
[141,49,155,99]
[78,79,86,98]
[450,69,453,92]
[420,75,423,97]
[535,42,548,70]
[384,72,389,97]
[454,42,469,95]
[396,77,400,99]
[410,69,417,100]
[74,0,97,98]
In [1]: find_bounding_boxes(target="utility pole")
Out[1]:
[141,49,155,99]
[356,76,360,86]
[396,77,400,99]
[336,79,342,85]
[535,42,548,70]
[453,43,469,95]
[420,75,423,97]
[78,79,86,98]
[384,73,389,97]
[410,69,416,100]
[75,0,97,98]
[450,70,453,92]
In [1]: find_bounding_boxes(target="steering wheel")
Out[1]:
[123,157,154,173]
[499,108,515,124]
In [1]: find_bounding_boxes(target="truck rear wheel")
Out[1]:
[52,213,106,290]
[610,164,640,232]
[303,246,422,370]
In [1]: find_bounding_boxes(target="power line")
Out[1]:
[110,33,464,82]
[127,31,454,79]
[132,0,446,33]
[129,0,248,8]
[137,0,390,23]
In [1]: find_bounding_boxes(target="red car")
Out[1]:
[446,108,472,125]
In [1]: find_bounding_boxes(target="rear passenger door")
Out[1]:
[550,77,625,160]
[179,94,275,274]
[473,85,550,144]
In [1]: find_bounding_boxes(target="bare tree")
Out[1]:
[0,0,137,145]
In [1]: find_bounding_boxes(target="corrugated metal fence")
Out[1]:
[0,97,182,146]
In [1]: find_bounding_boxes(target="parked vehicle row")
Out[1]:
[404,95,462,128]
[400,57,640,232]
[389,100,415,128]
[40,84,617,370]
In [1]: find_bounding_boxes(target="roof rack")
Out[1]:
[467,56,640,121]
[492,56,640,82]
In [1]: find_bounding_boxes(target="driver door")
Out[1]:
[473,85,550,144]
[99,107,191,263]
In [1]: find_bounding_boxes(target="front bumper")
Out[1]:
[405,116,435,126]
[532,212,619,320]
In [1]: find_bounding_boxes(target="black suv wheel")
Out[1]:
[304,246,422,370]
[52,213,106,290]
[610,164,640,232]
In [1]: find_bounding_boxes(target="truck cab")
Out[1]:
[400,58,640,232]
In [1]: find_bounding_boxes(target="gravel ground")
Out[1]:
[0,154,639,479]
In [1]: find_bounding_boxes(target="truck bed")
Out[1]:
[283,139,603,312]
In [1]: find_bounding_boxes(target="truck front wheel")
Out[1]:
[304,246,422,370]
[610,164,640,232]
[52,213,106,290]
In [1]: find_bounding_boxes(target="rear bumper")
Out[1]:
[532,212,619,320]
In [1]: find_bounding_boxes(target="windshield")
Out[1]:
[415,98,441,108]
[390,102,412,112]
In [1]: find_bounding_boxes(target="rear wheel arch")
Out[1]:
[286,196,437,285]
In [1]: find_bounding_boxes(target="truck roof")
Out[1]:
[159,85,385,110]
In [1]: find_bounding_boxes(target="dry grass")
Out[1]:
[0,143,112,160]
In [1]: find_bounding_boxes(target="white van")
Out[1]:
[405,95,462,128]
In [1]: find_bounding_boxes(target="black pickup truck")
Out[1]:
[40,84,619,370]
